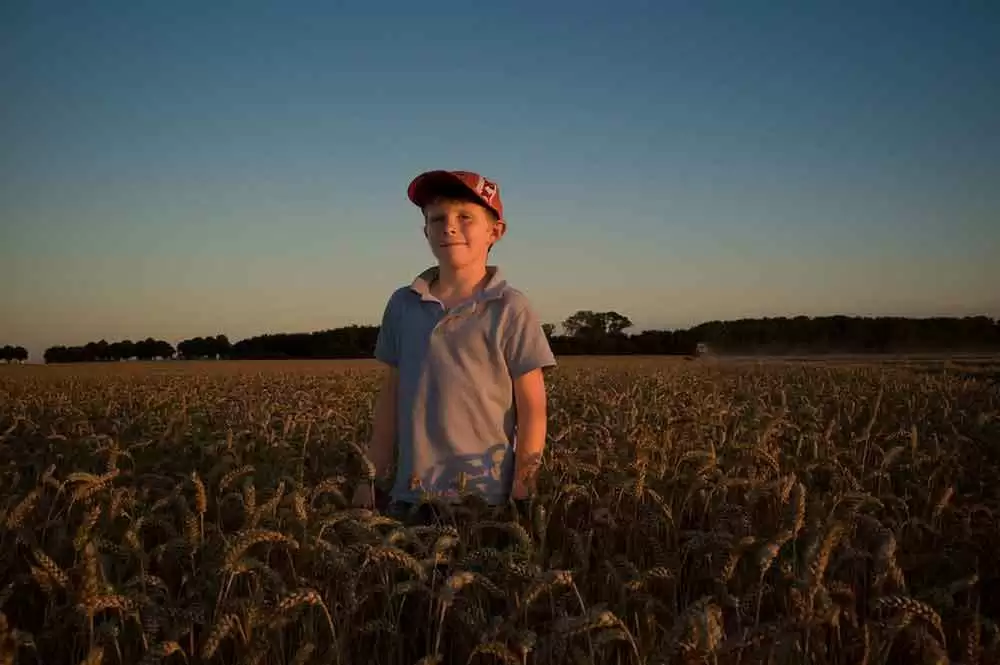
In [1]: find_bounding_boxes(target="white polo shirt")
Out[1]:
[373,265,557,505]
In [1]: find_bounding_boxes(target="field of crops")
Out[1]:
[1,356,998,665]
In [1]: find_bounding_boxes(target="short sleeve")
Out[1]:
[373,291,400,366]
[502,304,557,378]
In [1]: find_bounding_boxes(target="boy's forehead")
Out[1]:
[423,199,489,215]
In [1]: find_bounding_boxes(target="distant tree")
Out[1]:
[154,339,175,359]
[561,310,593,338]
[177,338,197,359]
[131,337,174,360]
[1,345,13,363]
[43,346,66,363]
[179,334,231,360]
[562,310,633,338]
[604,312,633,336]
[83,339,112,362]
[13,346,28,363]
[214,334,231,358]
[108,340,136,361]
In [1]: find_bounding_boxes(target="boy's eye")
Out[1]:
[428,215,472,224]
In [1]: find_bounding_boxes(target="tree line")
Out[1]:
[1,345,29,363]
[42,338,177,364]
[27,311,1000,364]
[549,312,1000,356]
[545,311,1000,355]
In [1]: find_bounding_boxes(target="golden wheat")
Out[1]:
[0,355,996,664]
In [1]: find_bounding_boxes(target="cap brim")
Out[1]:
[407,171,478,207]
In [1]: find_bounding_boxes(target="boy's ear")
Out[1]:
[492,219,507,242]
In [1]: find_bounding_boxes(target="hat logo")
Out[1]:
[480,179,497,203]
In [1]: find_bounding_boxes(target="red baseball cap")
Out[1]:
[407,170,504,220]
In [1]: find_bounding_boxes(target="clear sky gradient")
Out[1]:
[3,1,998,361]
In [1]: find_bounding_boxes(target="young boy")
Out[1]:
[351,170,556,522]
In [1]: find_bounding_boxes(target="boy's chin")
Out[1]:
[433,249,485,267]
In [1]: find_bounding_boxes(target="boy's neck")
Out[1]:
[431,262,491,302]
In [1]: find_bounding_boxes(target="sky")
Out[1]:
[2,0,998,361]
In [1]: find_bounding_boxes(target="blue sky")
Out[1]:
[2,0,998,360]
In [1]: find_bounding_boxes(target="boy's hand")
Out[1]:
[510,464,539,501]
[352,481,392,511]
[513,498,531,521]
[351,482,374,509]
[511,482,533,519]
[510,482,533,501]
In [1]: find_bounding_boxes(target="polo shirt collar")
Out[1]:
[410,265,508,304]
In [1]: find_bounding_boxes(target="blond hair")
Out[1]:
[420,193,502,253]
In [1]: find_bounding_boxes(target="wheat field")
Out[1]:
[0,356,998,665]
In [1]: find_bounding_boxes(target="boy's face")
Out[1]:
[422,198,505,268]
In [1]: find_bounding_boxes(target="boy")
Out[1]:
[352,170,556,523]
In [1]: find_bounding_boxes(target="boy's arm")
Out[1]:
[353,366,398,508]
[502,301,557,502]
[367,366,399,484]
[511,367,548,499]
[357,290,401,506]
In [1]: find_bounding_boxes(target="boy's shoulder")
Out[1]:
[491,284,538,317]
[384,284,414,306]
